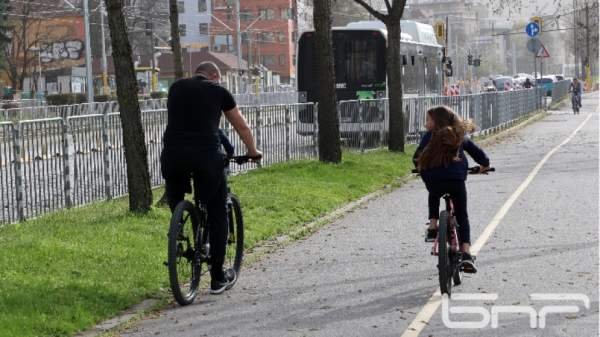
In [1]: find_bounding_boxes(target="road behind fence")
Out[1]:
[0,88,555,224]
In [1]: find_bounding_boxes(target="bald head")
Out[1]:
[195,61,222,81]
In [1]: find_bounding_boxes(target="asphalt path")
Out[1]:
[121,92,599,337]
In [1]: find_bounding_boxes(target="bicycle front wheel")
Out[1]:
[167,200,201,306]
[224,193,244,276]
[438,211,452,297]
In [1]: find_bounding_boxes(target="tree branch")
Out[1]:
[384,0,392,13]
[353,0,387,21]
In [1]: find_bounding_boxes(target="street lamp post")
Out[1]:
[82,0,94,102]
[29,46,42,97]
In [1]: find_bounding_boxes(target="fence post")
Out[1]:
[62,117,74,208]
[313,103,319,158]
[12,123,25,221]
[102,111,113,200]
[379,100,385,146]
[284,105,290,161]
[255,107,262,151]
[358,102,365,153]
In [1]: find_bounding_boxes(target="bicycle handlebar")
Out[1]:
[411,166,496,175]
[228,155,262,165]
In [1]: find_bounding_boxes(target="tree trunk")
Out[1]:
[385,20,405,152]
[313,0,341,163]
[169,0,184,80]
[105,0,153,212]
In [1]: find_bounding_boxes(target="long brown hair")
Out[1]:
[417,106,475,170]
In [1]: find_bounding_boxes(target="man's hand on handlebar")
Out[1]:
[246,149,263,161]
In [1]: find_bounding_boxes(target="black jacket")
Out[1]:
[413,131,490,183]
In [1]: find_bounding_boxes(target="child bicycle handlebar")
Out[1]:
[411,166,495,175]
[228,155,262,165]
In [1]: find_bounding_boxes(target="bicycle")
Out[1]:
[413,166,494,297]
[166,155,259,306]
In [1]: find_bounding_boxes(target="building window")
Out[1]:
[240,11,253,21]
[177,1,185,13]
[214,34,233,52]
[260,32,275,42]
[198,0,207,12]
[281,8,292,20]
[260,55,276,67]
[279,54,286,65]
[259,8,274,20]
[199,23,208,35]
[278,32,286,42]
[179,24,187,36]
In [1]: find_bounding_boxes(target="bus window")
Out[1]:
[334,37,378,85]
[402,55,408,65]
[411,55,415,66]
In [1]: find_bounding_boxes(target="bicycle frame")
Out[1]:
[431,195,460,256]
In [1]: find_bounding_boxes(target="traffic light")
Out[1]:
[435,22,445,40]
[474,58,481,67]
[467,54,473,66]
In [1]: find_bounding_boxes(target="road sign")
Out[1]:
[526,22,540,37]
[527,38,542,53]
[536,43,550,58]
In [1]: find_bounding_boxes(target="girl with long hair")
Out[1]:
[413,106,491,273]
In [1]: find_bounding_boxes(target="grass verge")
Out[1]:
[0,149,415,337]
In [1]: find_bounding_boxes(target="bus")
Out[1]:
[296,20,443,136]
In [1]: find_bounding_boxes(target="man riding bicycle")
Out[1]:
[569,78,583,109]
[161,61,262,294]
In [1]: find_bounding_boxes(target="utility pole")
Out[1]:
[584,0,590,86]
[234,0,243,93]
[573,0,579,77]
[83,0,94,102]
[511,40,516,75]
[100,2,109,95]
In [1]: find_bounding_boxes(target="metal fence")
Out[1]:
[1,88,549,224]
[0,92,307,121]
[333,88,546,152]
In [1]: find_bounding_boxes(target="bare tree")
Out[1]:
[104,0,153,212]
[313,0,341,163]
[168,0,184,79]
[353,0,406,152]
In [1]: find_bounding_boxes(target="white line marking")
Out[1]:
[400,114,593,337]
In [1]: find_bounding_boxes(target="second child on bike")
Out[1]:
[413,106,490,273]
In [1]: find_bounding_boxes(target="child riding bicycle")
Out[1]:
[413,106,491,273]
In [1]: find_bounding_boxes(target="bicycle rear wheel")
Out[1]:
[167,200,201,306]
[438,211,452,296]
[224,193,244,276]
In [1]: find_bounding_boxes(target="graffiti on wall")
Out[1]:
[40,40,84,63]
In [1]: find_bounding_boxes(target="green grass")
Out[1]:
[0,149,414,337]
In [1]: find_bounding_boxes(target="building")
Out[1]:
[178,0,212,50]
[210,0,312,87]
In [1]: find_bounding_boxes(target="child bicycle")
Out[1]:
[413,166,495,297]
[166,155,259,306]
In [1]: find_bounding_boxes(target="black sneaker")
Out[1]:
[425,228,438,242]
[460,253,477,274]
[210,269,237,295]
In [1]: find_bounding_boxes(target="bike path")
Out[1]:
[121,93,599,337]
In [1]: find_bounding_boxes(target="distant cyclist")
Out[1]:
[161,61,262,294]
[569,78,583,109]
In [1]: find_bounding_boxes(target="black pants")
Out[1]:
[161,148,228,280]
[425,180,470,245]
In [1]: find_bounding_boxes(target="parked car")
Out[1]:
[554,74,565,81]
[493,76,514,91]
